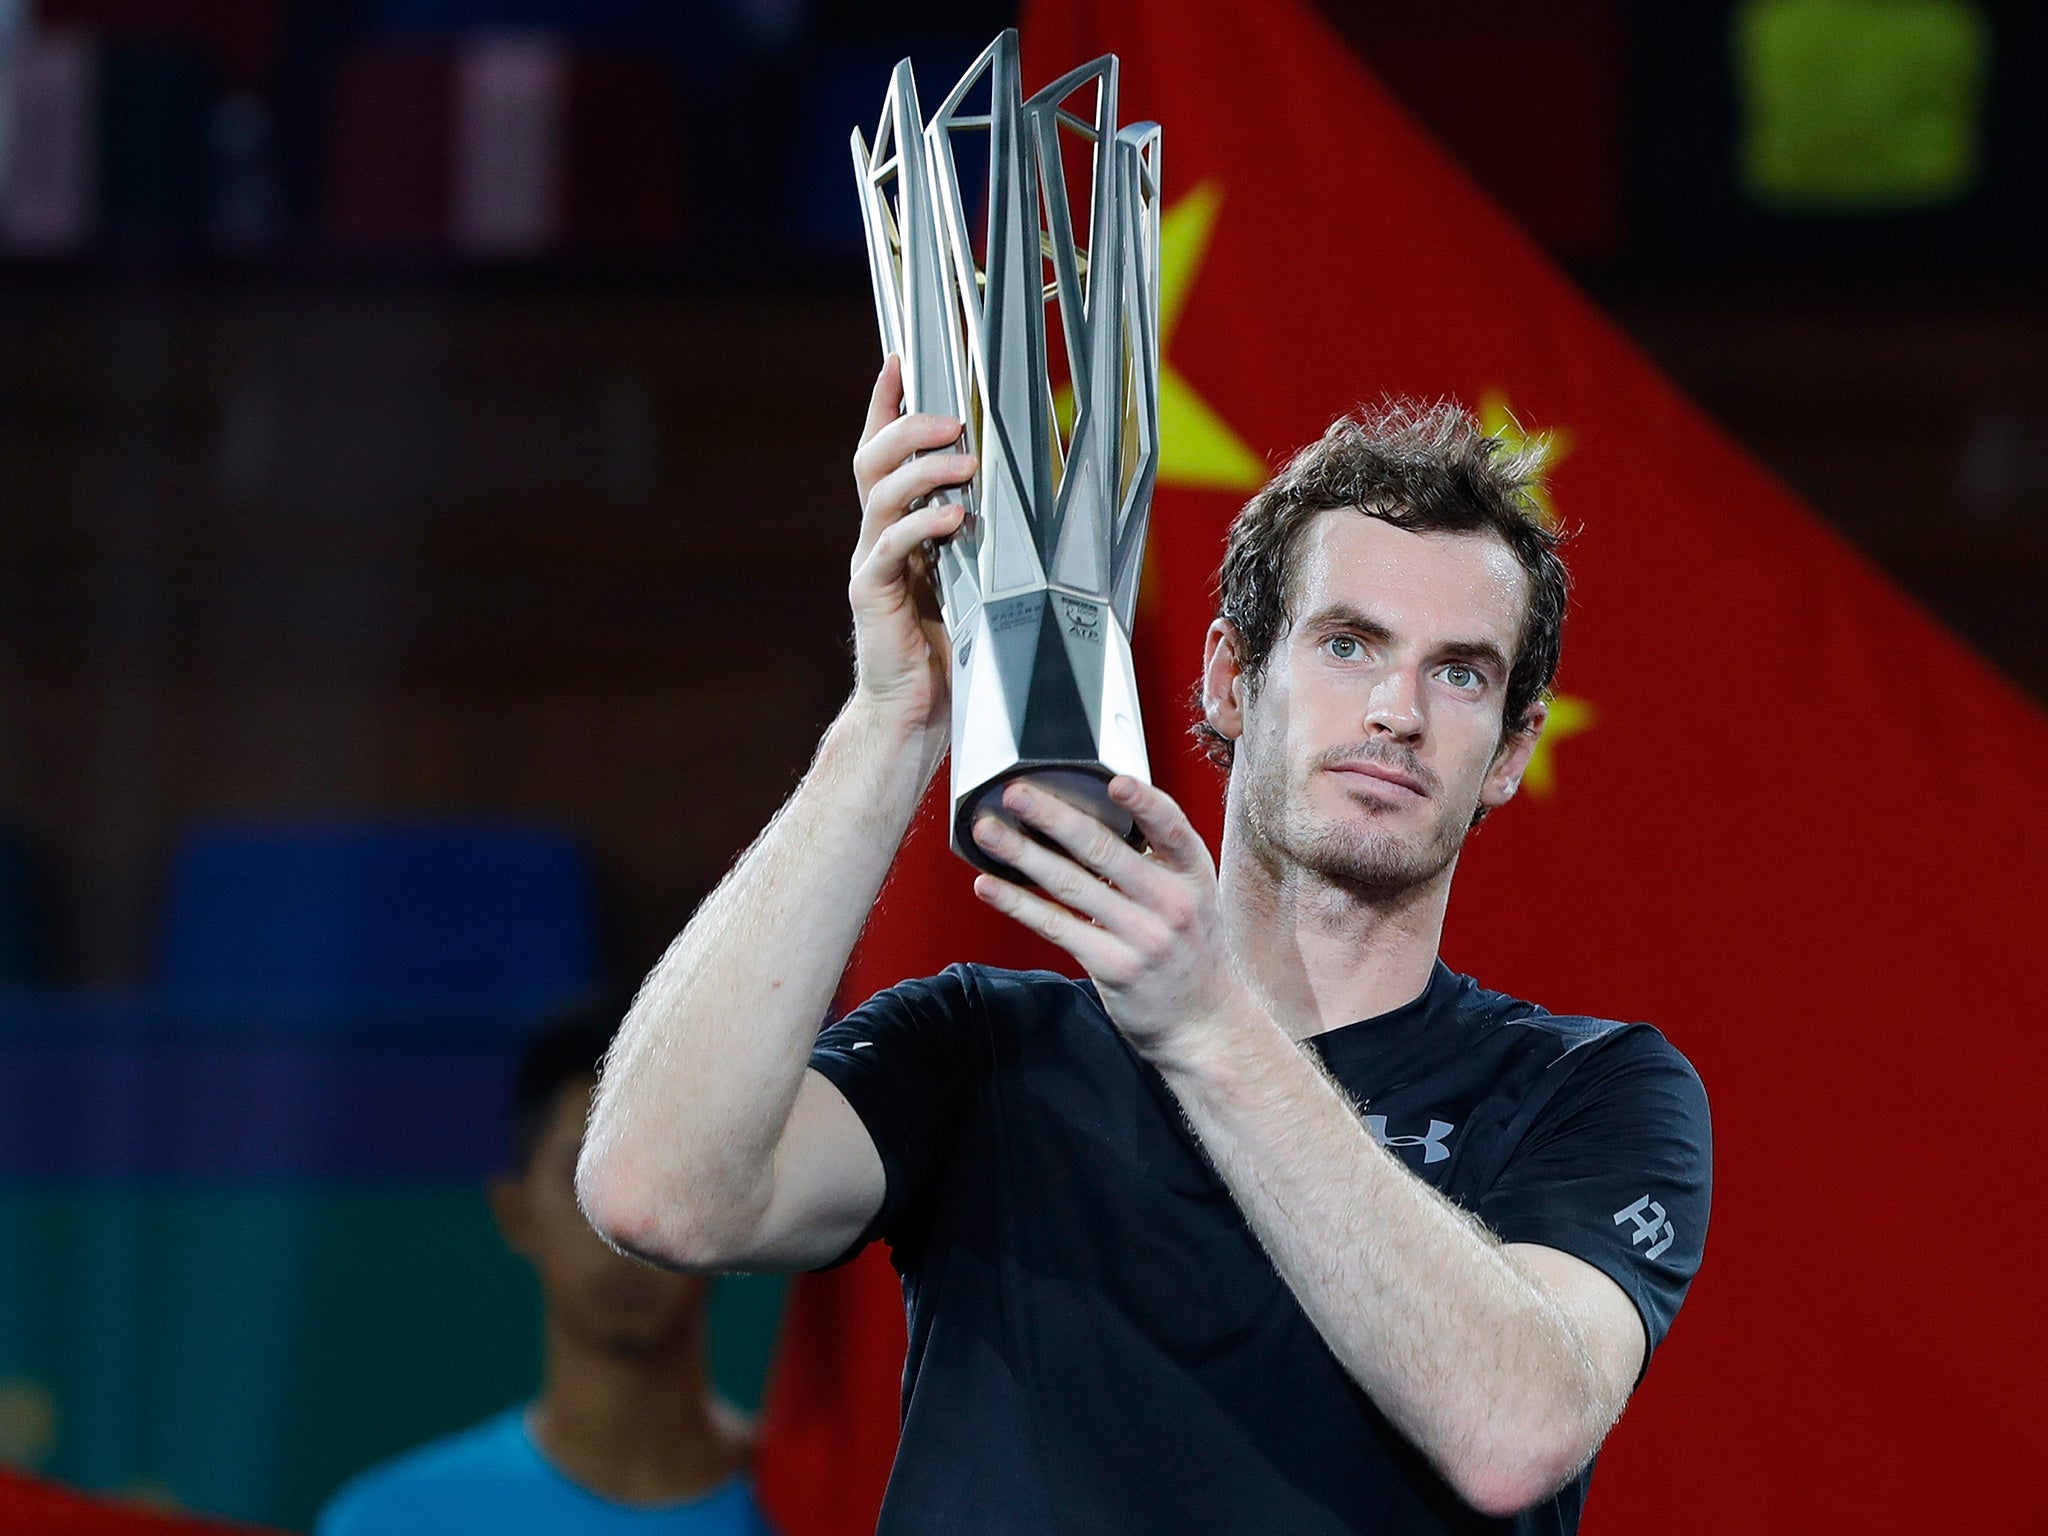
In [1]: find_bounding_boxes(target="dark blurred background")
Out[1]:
[0,0,2041,1527]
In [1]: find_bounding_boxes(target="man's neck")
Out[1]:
[1217,823,1453,1041]
[528,1315,745,1506]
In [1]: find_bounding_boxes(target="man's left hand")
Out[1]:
[970,777,1244,1065]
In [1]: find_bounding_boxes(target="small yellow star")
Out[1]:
[1478,389,1572,530]
[1521,695,1596,800]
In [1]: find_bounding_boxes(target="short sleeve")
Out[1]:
[808,964,982,1263]
[1475,1027,1712,1364]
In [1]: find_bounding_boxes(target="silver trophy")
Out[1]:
[851,29,1162,879]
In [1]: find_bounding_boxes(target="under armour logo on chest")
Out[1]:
[1365,1114,1455,1165]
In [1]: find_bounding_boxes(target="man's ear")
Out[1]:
[1480,697,1548,812]
[487,1174,536,1259]
[1202,620,1248,745]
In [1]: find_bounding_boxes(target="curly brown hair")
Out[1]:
[1194,399,1569,768]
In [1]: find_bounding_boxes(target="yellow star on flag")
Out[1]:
[1476,389,1593,799]
[1521,694,1595,801]
[1155,183,1267,492]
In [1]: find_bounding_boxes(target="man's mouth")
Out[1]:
[1327,761,1429,799]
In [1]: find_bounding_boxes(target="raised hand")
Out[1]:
[848,355,976,739]
[969,776,1245,1066]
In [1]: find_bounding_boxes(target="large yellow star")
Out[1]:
[1155,183,1267,491]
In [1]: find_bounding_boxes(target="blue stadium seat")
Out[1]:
[157,821,595,1019]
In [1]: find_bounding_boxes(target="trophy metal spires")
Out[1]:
[851,29,1163,878]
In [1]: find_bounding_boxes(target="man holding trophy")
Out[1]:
[579,31,1709,1536]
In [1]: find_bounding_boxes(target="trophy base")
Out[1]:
[952,763,1146,884]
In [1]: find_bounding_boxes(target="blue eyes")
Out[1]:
[1320,636,1486,693]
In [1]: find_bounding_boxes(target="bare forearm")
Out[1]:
[1156,1012,1607,1515]
[578,697,938,1260]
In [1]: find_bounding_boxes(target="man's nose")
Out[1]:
[1364,667,1425,741]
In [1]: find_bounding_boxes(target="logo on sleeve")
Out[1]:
[1613,1195,1675,1261]
[1365,1115,1455,1165]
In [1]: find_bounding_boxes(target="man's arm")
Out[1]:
[967,779,1644,1517]
[1150,1007,1643,1517]
[576,359,974,1272]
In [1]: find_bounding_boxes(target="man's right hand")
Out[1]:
[848,355,976,740]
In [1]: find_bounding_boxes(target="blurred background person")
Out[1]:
[315,1000,773,1536]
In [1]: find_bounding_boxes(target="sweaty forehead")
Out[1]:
[1287,510,1528,649]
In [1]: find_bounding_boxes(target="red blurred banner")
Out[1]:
[0,1472,270,1535]
[758,2,2048,1531]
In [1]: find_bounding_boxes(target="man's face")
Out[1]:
[1208,510,1545,893]
[490,1075,710,1356]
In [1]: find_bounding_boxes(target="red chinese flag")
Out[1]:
[756,2,2048,1532]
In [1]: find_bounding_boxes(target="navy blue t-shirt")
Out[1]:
[808,961,1710,1535]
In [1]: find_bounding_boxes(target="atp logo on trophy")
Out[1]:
[851,29,1162,879]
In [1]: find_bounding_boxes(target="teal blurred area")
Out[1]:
[0,814,789,1528]
[0,1184,786,1530]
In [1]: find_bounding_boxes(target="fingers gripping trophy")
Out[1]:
[850,29,1163,880]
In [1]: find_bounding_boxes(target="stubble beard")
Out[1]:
[1238,740,1475,896]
